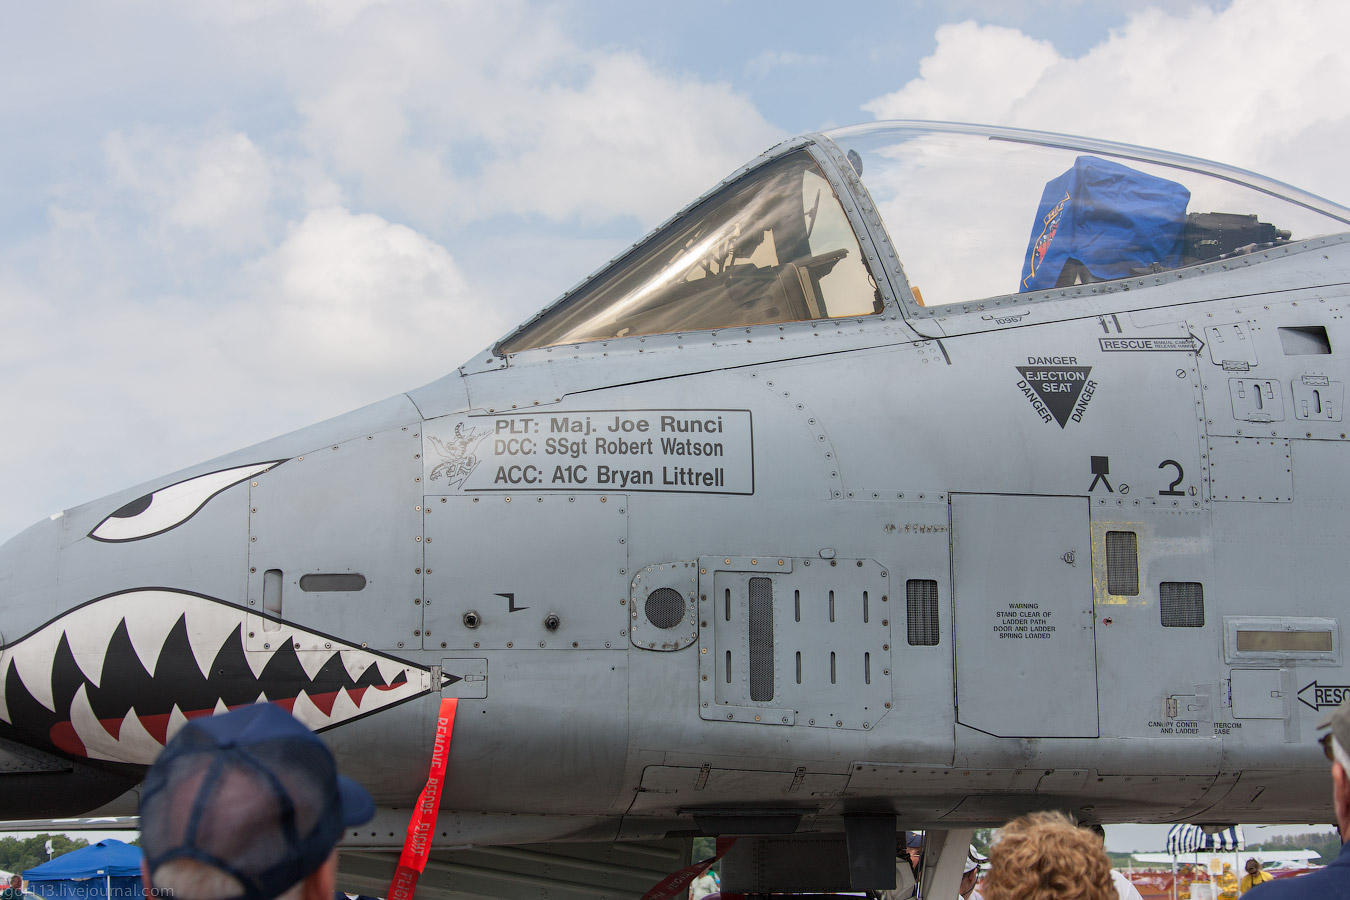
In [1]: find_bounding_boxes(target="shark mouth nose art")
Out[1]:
[0,589,432,764]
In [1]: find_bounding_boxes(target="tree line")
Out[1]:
[0,835,90,877]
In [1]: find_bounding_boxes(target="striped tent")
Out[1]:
[1165,824,1246,852]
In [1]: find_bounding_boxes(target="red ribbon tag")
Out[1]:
[640,837,737,900]
[387,697,458,900]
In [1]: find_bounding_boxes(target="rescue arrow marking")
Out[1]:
[1098,336,1205,353]
[1297,680,1350,711]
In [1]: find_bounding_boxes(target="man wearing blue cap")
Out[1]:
[138,704,376,900]
[1244,697,1350,898]
[878,832,921,899]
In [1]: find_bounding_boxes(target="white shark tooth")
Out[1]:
[57,602,131,690]
[183,603,246,680]
[340,649,378,683]
[289,691,326,730]
[245,645,273,680]
[67,683,123,763]
[214,698,230,715]
[117,708,172,765]
[329,687,361,721]
[255,691,269,705]
[164,705,190,744]
[0,650,10,724]
[297,649,331,682]
[9,623,67,713]
[374,657,408,688]
[122,590,202,675]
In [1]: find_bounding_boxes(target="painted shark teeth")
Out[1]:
[0,589,431,764]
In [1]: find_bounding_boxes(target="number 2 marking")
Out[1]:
[1158,459,1185,496]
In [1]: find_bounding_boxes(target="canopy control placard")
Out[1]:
[428,409,754,494]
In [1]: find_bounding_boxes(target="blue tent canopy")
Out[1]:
[1019,155,1191,293]
[23,840,143,900]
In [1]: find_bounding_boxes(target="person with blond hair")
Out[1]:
[981,811,1114,900]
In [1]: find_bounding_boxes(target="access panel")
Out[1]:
[696,556,892,730]
[246,428,424,651]
[952,494,1098,737]
[423,494,628,651]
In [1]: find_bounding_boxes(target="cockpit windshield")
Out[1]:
[827,124,1350,310]
[498,151,880,355]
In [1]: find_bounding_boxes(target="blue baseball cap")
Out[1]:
[139,703,375,900]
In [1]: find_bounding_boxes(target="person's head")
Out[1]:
[138,703,375,900]
[1245,858,1261,875]
[982,811,1114,900]
[905,832,924,868]
[960,866,979,897]
[1320,698,1350,840]
[960,845,987,899]
[8,875,20,889]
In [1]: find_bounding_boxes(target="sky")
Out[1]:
[3,0,1350,851]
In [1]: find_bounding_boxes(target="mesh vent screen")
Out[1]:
[906,579,939,646]
[748,577,774,702]
[1160,582,1204,627]
[645,588,687,629]
[1105,531,1140,595]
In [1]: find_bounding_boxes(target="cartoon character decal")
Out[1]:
[427,423,490,487]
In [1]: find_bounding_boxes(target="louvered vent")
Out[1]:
[906,579,939,646]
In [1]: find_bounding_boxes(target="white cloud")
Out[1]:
[255,206,501,381]
[864,22,1059,125]
[0,204,498,537]
[103,128,276,253]
[273,1,780,227]
[862,0,1350,203]
[477,52,779,225]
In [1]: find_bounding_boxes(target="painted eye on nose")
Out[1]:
[88,461,285,542]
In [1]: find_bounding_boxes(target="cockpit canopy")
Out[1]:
[497,123,1350,355]
[829,123,1350,310]
[498,151,880,355]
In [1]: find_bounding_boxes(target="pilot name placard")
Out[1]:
[432,409,754,494]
